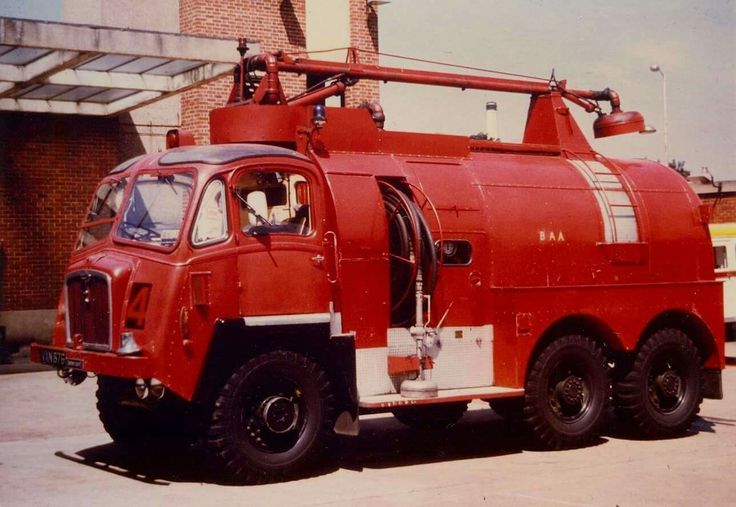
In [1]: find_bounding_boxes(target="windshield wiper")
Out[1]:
[158,174,178,195]
[234,189,272,226]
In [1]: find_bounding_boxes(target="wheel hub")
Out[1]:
[557,375,585,406]
[259,396,299,434]
[656,370,681,398]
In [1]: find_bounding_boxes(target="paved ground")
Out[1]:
[1,356,735,507]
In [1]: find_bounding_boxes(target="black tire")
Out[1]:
[96,376,196,448]
[392,402,468,430]
[488,397,524,422]
[206,350,335,484]
[615,328,702,438]
[523,335,610,449]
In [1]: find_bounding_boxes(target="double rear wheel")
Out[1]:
[523,335,610,449]
[614,329,703,438]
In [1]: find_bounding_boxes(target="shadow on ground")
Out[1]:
[57,409,726,486]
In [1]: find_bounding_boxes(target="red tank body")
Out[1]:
[31,47,724,483]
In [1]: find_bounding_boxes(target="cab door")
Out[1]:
[231,162,335,318]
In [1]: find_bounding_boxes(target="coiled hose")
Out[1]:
[380,183,438,326]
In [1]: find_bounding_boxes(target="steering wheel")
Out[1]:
[120,221,161,241]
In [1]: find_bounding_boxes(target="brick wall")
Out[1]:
[345,0,379,107]
[703,195,736,223]
[180,0,380,143]
[0,1,381,318]
[0,113,121,311]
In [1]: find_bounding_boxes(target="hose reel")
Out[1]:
[379,181,438,326]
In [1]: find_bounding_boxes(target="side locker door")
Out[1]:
[232,162,334,319]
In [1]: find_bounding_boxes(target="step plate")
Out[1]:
[358,386,524,410]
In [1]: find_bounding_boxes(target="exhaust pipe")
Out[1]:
[134,378,166,400]
[485,101,498,140]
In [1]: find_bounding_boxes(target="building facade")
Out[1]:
[0,0,380,343]
[687,176,736,224]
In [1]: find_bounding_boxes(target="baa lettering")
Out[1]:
[539,230,566,242]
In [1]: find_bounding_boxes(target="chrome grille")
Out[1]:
[65,271,112,350]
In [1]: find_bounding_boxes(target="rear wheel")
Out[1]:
[615,329,702,438]
[392,402,468,430]
[488,397,524,422]
[206,351,335,483]
[523,335,609,449]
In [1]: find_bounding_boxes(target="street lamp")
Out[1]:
[649,64,668,165]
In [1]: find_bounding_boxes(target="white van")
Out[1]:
[710,223,736,339]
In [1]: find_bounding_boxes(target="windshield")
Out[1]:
[76,178,128,250]
[117,172,194,248]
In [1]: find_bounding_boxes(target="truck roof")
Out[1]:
[110,143,307,175]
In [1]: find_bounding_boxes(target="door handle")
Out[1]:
[323,231,339,284]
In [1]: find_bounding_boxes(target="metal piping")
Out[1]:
[245,50,638,123]
[288,81,347,106]
[359,101,385,129]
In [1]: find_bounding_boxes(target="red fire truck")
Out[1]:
[32,42,724,483]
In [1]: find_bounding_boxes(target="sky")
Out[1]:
[2,0,733,179]
[0,0,61,20]
[378,0,736,180]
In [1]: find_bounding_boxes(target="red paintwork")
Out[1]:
[32,51,724,402]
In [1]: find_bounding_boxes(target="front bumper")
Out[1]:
[30,343,154,378]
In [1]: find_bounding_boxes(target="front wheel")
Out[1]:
[96,376,196,449]
[614,329,702,438]
[523,335,610,449]
[206,351,335,483]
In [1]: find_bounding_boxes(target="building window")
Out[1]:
[714,245,728,271]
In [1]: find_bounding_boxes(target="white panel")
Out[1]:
[613,217,639,242]
[588,161,613,174]
[595,175,622,186]
[590,188,614,242]
[355,347,394,397]
[357,325,495,398]
[388,325,493,390]
[569,159,639,243]
[612,207,636,218]
[606,190,633,206]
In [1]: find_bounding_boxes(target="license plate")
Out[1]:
[38,349,84,369]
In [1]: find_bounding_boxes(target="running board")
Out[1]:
[358,386,524,410]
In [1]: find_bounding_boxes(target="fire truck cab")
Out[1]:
[32,46,725,484]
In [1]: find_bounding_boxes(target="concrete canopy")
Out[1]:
[0,17,259,116]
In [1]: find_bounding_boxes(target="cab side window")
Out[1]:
[235,170,311,236]
[192,179,229,246]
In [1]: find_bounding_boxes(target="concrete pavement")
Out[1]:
[1,365,735,506]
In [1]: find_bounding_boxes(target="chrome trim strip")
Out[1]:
[329,301,343,336]
[243,312,332,327]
